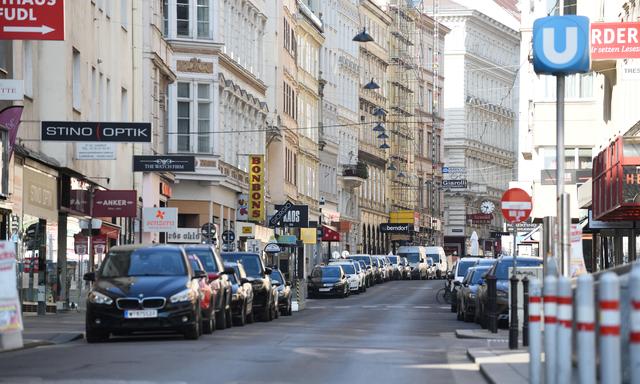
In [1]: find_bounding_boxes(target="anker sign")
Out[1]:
[380,223,416,233]
[41,121,152,142]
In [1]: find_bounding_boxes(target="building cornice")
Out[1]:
[219,53,267,94]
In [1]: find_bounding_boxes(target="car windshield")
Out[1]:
[100,248,187,277]
[336,264,355,274]
[495,259,542,279]
[400,253,420,263]
[427,253,441,263]
[388,256,398,264]
[359,261,366,269]
[271,270,284,284]
[351,256,370,266]
[186,248,219,272]
[314,267,341,278]
[222,254,262,278]
[471,268,490,284]
[457,260,476,277]
[426,258,434,266]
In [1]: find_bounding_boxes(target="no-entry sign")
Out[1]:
[0,0,65,41]
[501,188,532,224]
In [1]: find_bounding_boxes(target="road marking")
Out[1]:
[362,305,378,308]
[439,306,450,309]
[386,305,406,309]
[414,305,431,309]
[307,306,326,309]
[335,305,351,309]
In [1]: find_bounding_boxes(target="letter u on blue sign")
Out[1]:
[532,16,591,75]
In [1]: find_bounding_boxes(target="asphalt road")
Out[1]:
[0,279,486,384]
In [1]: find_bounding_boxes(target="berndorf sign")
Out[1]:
[41,121,152,142]
[380,223,417,233]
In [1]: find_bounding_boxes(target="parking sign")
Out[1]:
[533,16,591,75]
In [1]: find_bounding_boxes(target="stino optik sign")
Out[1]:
[248,155,265,222]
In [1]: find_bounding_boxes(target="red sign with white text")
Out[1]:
[592,22,640,60]
[92,190,137,218]
[0,0,65,41]
[501,188,532,224]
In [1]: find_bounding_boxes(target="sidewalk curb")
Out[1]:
[455,329,508,340]
[467,347,529,384]
[0,332,84,354]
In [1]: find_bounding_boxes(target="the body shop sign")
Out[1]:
[249,155,265,222]
[143,207,177,232]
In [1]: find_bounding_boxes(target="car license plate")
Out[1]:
[124,309,158,319]
[319,288,331,292]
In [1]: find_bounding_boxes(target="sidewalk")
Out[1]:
[16,310,85,350]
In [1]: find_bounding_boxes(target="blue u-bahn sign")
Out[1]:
[532,15,591,75]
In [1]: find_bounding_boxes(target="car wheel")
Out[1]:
[456,304,464,321]
[234,302,246,326]
[184,307,200,340]
[246,305,255,324]
[225,305,233,328]
[216,301,227,330]
[202,313,214,334]
[262,298,272,322]
[274,301,280,319]
[286,299,293,316]
[85,328,109,343]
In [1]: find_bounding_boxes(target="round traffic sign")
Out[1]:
[501,188,532,224]
[201,223,216,237]
[222,230,235,243]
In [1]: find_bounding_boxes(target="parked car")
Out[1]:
[357,260,372,288]
[221,252,277,322]
[400,257,411,279]
[475,258,498,267]
[387,255,402,280]
[476,256,543,327]
[84,245,205,342]
[425,246,448,279]
[352,261,368,292]
[185,245,233,329]
[347,255,374,287]
[373,256,387,283]
[308,265,349,298]
[187,254,216,334]
[449,257,481,312]
[329,260,363,294]
[270,269,293,316]
[426,257,436,279]
[225,261,254,326]
[382,256,394,281]
[397,246,428,280]
[455,265,491,322]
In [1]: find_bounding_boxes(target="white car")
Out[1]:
[329,261,364,293]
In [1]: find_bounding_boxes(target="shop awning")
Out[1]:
[99,222,120,240]
[321,225,340,242]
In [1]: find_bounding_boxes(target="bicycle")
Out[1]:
[435,279,454,305]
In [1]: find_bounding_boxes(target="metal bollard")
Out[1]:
[523,276,530,347]
[528,278,542,384]
[487,273,498,333]
[599,272,621,384]
[576,274,596,384]
[509,274,519,349]
[543,275,558,384]
[556,276,572,384]
[630,267,640,384]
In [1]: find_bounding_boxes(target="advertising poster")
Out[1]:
[570,224,588,277]
[0,298,23,333]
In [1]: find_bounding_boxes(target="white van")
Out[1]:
[425,246,448,279]
[396,246,428,280]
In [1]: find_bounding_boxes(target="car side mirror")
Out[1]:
[448,272,455,280]
[307,275,312,279]
[286,281,291,287]
[223,266,235,275]
[193,270,207,279]
[83,272,95,282]
[264,267,272,275]
[207,272,220,281]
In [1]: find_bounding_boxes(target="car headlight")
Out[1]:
[88,291,113,305]
[170,289,195,303]
[497,290,508,298]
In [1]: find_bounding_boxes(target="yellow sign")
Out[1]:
[301,228,317,244]
[390,210,418,224]
[249,155,265,222]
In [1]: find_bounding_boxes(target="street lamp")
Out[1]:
[373,122,385,132]
[377,132,389,140]
[387,163,397,171]
[379,142,390,149]
[353,28,374,43]
[373,107,387,118]
[364,78,380,90]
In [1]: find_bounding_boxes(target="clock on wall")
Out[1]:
[480,200,495,214]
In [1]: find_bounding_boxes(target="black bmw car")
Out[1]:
[84,245,205,342]
[307,265,348,298]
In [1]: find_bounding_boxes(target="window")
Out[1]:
[283,82,297,119]
[197,83,211,152]
[23,41,32,97]
[121,87,129,121]
[72,48,81,111]
[99,72,105,119]
[196,0,210,38]
[163,0,168,36]
[175,81,212,153]
[177,82,191,151]
[120,0,128,28]
[177,0,190,37]
[90,67,97,119]
[564,0,577,15]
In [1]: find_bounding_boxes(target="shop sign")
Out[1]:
[272,204,309,228]
[41,121,151,142]
[133,155,195,172]
[467,213,493,224]
[93,190,137,218]
[69,190,90,215]
[322,209,340,224]
[167,228,202,244]
[621,59,640,80]
[0,80,23,101]
[591,22,640,60]
[0,106,24,160]
[0,0,65,41]
[23,167,57,222]
[380,223,416,233]
[159,182,172,198]
[276,235,298,245]
[236,222,255,238]
[301,228,317,244]
[75,142,116,160]
[143,207,178,232]
[248,155,265,222]
[236,194,249,221]
[442,179,467,189]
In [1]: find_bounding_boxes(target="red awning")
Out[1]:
[321,225,340,242]
[99,222,120,240]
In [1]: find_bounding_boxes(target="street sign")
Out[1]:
[501,188,532,224]
[222,230,235,244]
[0,0,65,41]
[442,167,465,174]
[201,223,216,237]
[269,200,294,227]
[532,16,591,75]
[442,179,467,189]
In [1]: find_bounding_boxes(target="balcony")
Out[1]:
[342,162,368,189]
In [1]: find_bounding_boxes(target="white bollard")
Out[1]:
[599,272,621,384]
[528,278,543,384]
[543,275,558,384]
[630,267,640,384]
[576,274,596,384]
[556,276,572,384]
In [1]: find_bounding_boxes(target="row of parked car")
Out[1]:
[449,255,543,327]
[307,253,437,298]
[83,244,293,342]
